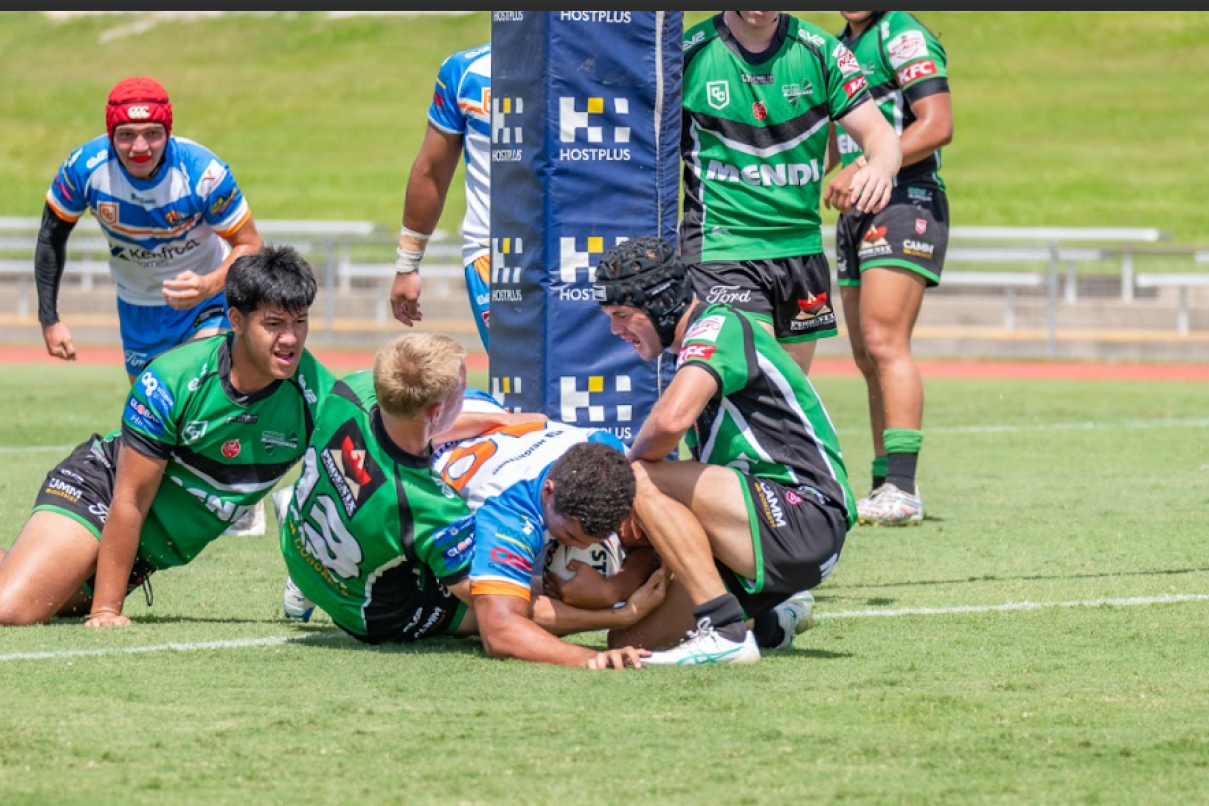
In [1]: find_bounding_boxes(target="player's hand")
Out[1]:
[545,560,615,610]
[390,272,423,327]
[847,162,894,215]
[585,645,650,670]
[823,161,861,215]
[162,271,213,310]
[84,611,131,629]
[616,566,667,626]
[41,321,77,361]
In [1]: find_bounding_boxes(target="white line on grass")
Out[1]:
[4,595,1207,663]
[0,631,344,663]
[5,418,1209,455]
[819,593,1209,620]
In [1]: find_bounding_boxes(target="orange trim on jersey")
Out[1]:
[103,216,200,239]
[213,208,252,239]
[471,580,532,601]
[458,101,487,116]
[45,194,82,224]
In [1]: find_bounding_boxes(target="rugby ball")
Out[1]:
[543,532,625,582]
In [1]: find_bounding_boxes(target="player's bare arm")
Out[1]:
[899,91,953,167]
[85,444,167,628]
[627,364,719,462]
[475,593,649,669]
[391,125,464,326]
[835,101,902,215]
[162,218,263,310]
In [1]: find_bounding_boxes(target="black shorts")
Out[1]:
[31,433,156,596]
[689,254,837,342]
[348,567,467,645]
[716,472,847,619]
[836,184,949,287]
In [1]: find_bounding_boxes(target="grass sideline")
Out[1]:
[1,11,1207,242]
[1,364,1207,804]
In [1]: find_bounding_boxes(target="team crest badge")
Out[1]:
[97,202,118,226]
[706,80,730,110]
[915,218,928,235]
[221,439,241,459]
[752,101,768,121]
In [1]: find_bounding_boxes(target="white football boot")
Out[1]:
[645,620,761,666]
[769,590,817,650]
[858,483,924,527]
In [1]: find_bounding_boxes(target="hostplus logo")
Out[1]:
[491,237,524,303]
[492,96,524,163]
[558,96,631,161]
[491,375,525,413]
[560,374,633,430]
[558,235,628,292]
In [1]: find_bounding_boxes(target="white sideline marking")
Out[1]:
[819,593,1209,620]
[4,418,1209,456]
[4,595,1206,663]
[0,631,343,663]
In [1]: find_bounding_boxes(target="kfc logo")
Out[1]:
[678,344,717,363]
[896,59,937,87]
[844,75,869,98]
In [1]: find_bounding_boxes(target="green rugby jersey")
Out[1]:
[120,333,333,569]
[681,13,871,263]
[279,372,473,638]
[676,303,856,526]
[836,11,949,191]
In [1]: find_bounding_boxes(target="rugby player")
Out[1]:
[825,11,953,526]
[0,245,331,627]
[390,43,493,349]
[595,236,854,665]
[680,11,900,376]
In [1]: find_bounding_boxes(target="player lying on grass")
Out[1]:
[277,334,664,669]
[594,236,854,665]
[0,245,332,627]
[431,400,665,668]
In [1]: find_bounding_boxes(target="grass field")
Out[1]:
[1,364,1207,805]
[1,11,1208,242]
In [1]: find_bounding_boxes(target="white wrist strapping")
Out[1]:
[396,226,431,274]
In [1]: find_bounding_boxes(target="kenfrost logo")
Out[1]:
[559,235,628,285]
[492,96,523,146]
[558,96,631,161]
[560,375,632,424]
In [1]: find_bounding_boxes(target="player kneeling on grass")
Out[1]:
[0,245,332,627]
[594,236,855,665]
[278,334,663,669]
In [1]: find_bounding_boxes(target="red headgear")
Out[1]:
[106,76,172,141]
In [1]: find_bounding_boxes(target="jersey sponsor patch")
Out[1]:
[887,30,928,69]
[137,369,176,418]
[844,75,869,98]
[833,44,862,78]
[433,514,476,564]
[195,160,227,198]
[896,59,938,87]
[124,397,165,437]
[319,422,385,519]
[684,314,726,344]
[678,343,717,363]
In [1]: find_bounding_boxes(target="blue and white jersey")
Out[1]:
[432,416,624,601]
[428,43,490,265]
[46,135,251,306]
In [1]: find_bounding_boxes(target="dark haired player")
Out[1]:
[594,236,853,665]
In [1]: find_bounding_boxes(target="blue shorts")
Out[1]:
[465,255,490,350]
[117,294,230,375]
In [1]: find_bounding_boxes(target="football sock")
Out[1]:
[884,428,923,492]
[752,609,784,648]
[693,594,747,643]
[871,454,887,490]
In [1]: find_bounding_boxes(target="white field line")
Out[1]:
[0,631,344,663]
[818,593,1209,620]
[3,595,1207,663]
[6,417,1209,456]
